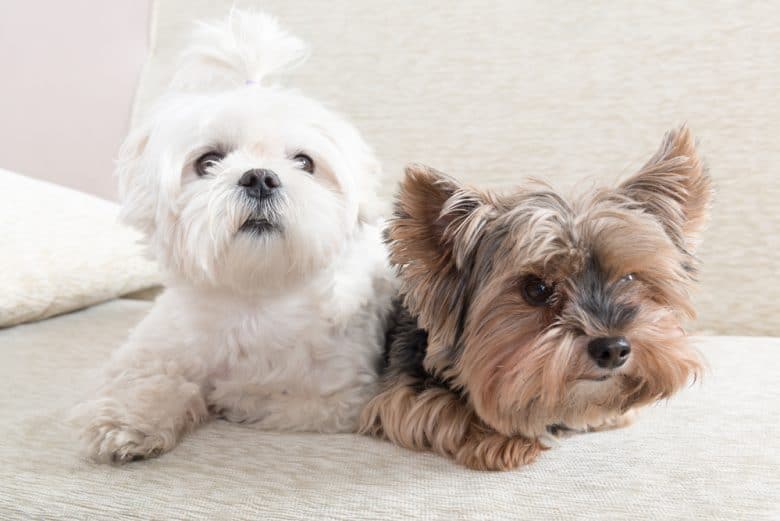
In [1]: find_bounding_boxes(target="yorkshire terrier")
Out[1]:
[360,126,712,470]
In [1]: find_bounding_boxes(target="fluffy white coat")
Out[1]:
[72,10,394,463]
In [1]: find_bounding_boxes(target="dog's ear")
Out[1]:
[354,148,386,225]
[389,164,494,269]
[116,122,156,237]
[619,125,713,254]
[388,164,496,362]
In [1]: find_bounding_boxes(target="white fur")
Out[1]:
[171,9,309,92]
[72,10,394,463]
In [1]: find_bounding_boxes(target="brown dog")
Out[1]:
[361,126,712,470]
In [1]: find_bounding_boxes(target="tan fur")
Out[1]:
[361,125,712,470]
[362,377,475,457]
[619,125,712,253]
[361,377,543,471]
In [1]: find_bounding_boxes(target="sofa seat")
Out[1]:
[1,299,777,520]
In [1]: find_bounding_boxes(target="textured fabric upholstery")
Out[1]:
[0,300,777,519]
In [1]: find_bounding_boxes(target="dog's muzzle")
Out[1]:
[236,169,284,235]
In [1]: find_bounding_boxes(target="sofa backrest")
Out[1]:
[133,1,780,336]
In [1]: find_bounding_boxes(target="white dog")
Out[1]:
[72,10,394,463]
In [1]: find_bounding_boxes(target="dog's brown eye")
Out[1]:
[521,276,554,307]
[195,152,224,177]
[620,273,636,283]
[293,153,314,174]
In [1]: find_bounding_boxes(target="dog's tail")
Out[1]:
[169,9,308,92]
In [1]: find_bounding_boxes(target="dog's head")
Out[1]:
[389,126,712,437]
[118,10,381,292]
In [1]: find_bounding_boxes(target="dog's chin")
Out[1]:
[581,375,612,382]
[576,372,619,382]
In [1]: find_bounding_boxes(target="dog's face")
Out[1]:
[118,87,380,292]
[390,127,711,437]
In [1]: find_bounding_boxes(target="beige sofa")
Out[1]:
[2,1,778,519]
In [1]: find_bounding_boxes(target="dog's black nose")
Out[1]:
[238,169,281,199]
[587,336,631,369]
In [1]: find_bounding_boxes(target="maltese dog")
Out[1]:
[72,10,394,463]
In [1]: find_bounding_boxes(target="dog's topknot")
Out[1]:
[170,9,308,92]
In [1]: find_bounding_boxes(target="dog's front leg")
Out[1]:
[454,426,544,471]
[72,342,209,464]
[361,379,544,470]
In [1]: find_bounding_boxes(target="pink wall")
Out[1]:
[0,1,150,200]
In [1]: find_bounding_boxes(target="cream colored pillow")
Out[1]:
[0,168,160,327]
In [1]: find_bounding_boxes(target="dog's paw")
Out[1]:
[71,398,176,464]
[82,420,170,464]
[72,372,210,464]
[587,409,638,432]
[455,433,543,471]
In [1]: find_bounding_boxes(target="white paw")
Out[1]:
[72,377,208,464]
[83,420,170,464]
[587,409,639,432]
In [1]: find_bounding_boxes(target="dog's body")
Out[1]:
[361,127,712,470]
[109,224,389,432]
[73,11,394,463]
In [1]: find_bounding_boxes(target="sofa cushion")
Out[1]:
[0,169,159,327]
[0,299,777,519]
